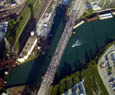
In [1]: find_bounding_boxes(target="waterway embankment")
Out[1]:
[6,6,115,91]
[54,15,115,84]
[6,5,67,88]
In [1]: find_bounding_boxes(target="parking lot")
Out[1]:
[98,44,115,95]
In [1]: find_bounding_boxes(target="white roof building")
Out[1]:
[17,34,37,63]
[91,2,101,11]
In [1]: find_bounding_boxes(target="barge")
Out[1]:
[86,16,98,22]
[73,20,85,29]
[99,13,113,20]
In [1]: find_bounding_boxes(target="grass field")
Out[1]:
[15,0,40,38]
[6,0,42,51]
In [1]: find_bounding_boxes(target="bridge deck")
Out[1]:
[37,0,86,95]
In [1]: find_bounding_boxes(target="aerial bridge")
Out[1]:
[37,0,86,95]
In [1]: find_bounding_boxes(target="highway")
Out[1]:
[37,0,86,95]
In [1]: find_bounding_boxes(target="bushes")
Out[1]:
[49,61,108,95]
[6,19,16,47]
[48,42,115,95]
[81,63,108,95]
[49,72,80,95]
[81,9,93,18]
[97,41,115,61]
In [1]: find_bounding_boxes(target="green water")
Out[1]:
[55,17,115,82]
[6,6,115,87]
[6,6,66,87]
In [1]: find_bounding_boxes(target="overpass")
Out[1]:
[37,0,86,95]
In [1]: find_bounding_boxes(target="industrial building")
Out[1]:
[36,8,55,39]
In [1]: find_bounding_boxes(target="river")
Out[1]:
[6,6,115,87]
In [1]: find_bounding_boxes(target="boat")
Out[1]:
[99,13,113,20]
[72,40,82,48]
[73,20,85,29]
[86,16,98,22]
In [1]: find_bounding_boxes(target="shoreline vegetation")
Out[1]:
[1,3,115,94]
[21,10,115,64]
[4,0,115,62]
[48,41,115,95]
[81,7,115,19]
[17,8,115,64]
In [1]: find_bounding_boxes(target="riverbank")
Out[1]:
[49,42,115,95]
[49,62,108,95]
[3,4,115,95]
[21,8,115,64]
[5,4,67,89]
[81,8,115,20]
[47,8,115,95]
[73,9,115,29]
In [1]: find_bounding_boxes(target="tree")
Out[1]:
[59,79,66,94]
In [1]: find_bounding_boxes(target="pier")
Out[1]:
[37,0,86,95]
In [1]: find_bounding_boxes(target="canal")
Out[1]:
[6,6,115,87]
[6,5,67,87]
[55,16,115,83]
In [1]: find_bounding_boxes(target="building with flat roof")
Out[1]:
[17,33,37,63]
[62,80,86,95]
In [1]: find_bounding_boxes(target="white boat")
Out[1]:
[72,40,82,48]
[99,13,113,20]
[73,20,85,29]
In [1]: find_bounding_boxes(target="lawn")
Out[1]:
[6,0,42,50]
[15,0,39,38]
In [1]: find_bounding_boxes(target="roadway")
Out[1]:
[37,0,86,95]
